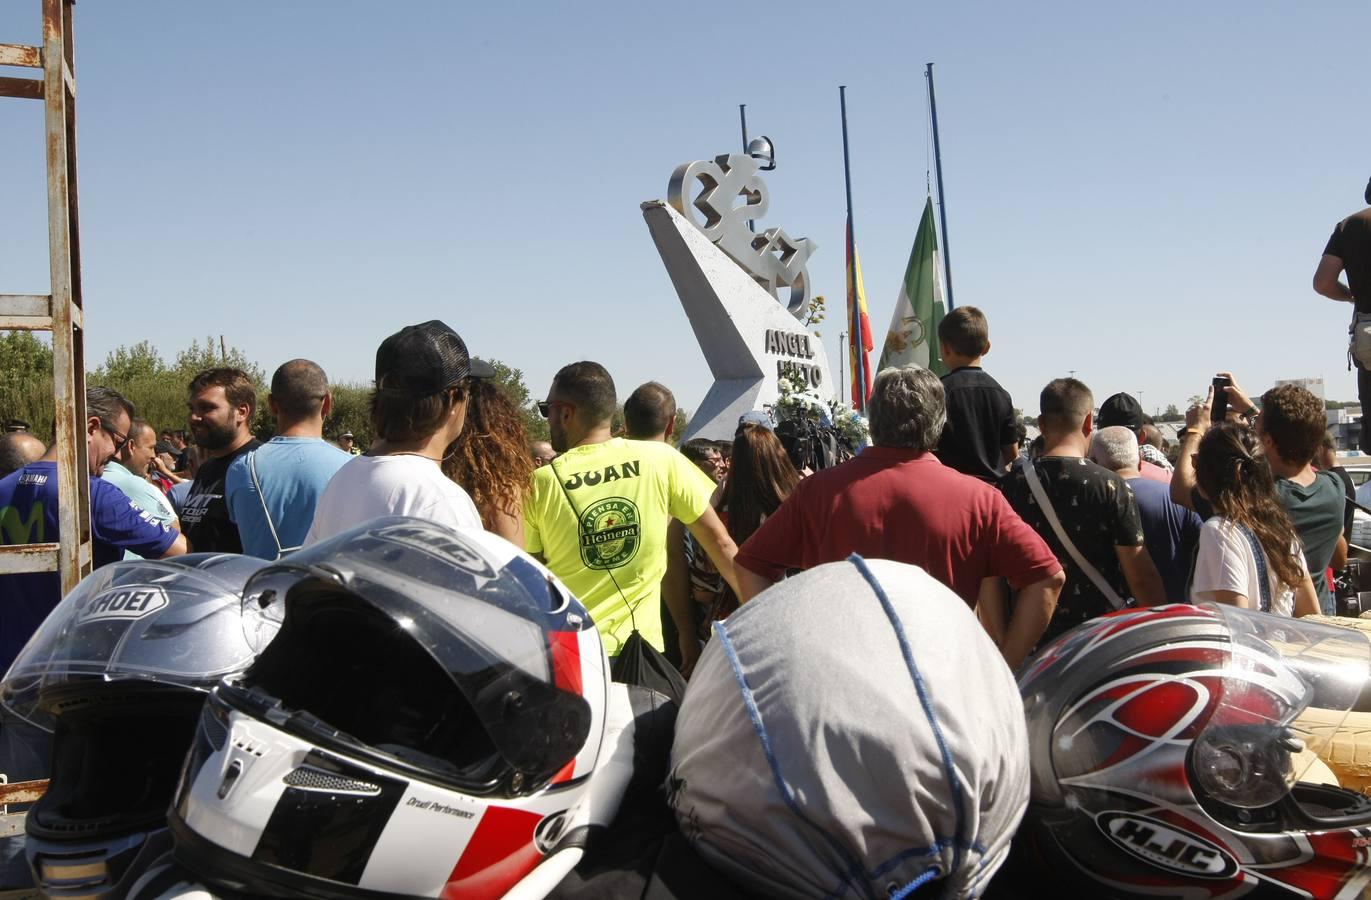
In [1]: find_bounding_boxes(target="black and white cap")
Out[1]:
[669,557,1029,899]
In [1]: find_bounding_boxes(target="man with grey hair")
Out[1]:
[102,418,179,539]
[735,365,1065,669]
[1000,378,1166,645]
[1090,425,1201,602]
[0,386,187,671]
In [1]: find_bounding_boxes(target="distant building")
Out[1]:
[1275,377,1325,402]
[1329,405,1364,453]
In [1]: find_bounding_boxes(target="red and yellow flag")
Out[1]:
[846,216,874,411]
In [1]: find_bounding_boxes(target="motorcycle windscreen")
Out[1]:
[1191,603,1371,808]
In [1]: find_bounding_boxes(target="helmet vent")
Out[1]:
[201,711,228,750]
[232,737,266,758]
[283,766,382,795]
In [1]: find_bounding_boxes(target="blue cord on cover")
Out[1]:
[849,554,968,887]
[714,622,872,899]
[890,867,940,900]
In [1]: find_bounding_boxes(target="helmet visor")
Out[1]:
[1192,604,1370,808]
[1,554,275,731]
[237,519,595,791]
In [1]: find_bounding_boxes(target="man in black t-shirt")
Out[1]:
[1315,178,1371,450]
[182,367,260,553]
[934,306,1018,482]
[1000,378,1166,642]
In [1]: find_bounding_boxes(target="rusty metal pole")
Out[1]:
[43,0,91,594]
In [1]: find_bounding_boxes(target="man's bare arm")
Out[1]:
[1000,569,1065,671]
[683,506,740,599]
[735,561,776,604]
[1332,533,1349,572]
[975,576,1009,648]
[663,519,701,676]
[1314,254,1354,302]
[1117,544,1168,606]
[158,533,189,558]
[1172,385,1212,511]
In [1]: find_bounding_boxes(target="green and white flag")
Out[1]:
[878,195,947,375]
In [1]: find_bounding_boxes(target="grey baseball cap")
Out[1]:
[669,557,1029,899]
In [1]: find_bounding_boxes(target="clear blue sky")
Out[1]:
[2,2,1368,419]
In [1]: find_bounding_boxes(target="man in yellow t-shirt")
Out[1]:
[525,362,740,657]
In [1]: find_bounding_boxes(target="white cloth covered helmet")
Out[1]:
[669,556,1029,899]
[166,517,608,899]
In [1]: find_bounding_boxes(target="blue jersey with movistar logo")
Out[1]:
[0,461,177,672]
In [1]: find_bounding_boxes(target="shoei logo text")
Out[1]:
[78,585,169,622]
[1097,811,1237,879]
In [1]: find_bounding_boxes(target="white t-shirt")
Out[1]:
[304,454,482,546]
[1190,517,1306,617]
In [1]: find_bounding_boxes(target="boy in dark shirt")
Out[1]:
[934,307,1018,482]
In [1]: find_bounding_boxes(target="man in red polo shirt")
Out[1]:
[736,365,1065,669]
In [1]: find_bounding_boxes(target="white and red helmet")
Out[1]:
[1019,602,1371,898]
[166,518,608,899]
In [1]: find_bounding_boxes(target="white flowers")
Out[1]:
[771,377,870,450]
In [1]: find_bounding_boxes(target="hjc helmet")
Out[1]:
[166,517,608,899]
[1018,602,1371,898]
[9,553,275,899]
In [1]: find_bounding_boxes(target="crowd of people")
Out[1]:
[1,285,1361,681]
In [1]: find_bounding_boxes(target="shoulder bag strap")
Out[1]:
[248,449,294,559]
[1235,524,1273,614]
[1023,458,1128,611]
[549,458,641,633]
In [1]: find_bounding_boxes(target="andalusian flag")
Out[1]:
[846,215,874,411]
[879,196,947,376]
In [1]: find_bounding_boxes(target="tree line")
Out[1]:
[0,332,553,449]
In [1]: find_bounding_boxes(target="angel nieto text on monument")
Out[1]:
[765,328,822,388]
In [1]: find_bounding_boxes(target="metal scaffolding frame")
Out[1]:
[0,0,91,592]
[0,0,83,834]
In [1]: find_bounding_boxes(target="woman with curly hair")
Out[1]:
[442,379,533,545]
[1190,422,1319,617]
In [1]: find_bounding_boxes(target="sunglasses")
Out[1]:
[101,422,131,455]
[538,400,574,419]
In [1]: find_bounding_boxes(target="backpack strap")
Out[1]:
[1235,523,1273,614]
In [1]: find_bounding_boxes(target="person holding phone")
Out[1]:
[1189,422,1319,617]
[1173,374,1346,614]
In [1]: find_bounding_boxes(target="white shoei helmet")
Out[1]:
[11,553,275,899]
[167,517,608,899]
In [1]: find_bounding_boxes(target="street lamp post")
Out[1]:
[839,331,847,406]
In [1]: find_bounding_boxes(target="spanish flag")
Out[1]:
[846,215,874,412]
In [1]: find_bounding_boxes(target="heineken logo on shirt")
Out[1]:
[578,498,641,570]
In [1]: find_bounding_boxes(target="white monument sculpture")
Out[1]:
[643,152,833,441]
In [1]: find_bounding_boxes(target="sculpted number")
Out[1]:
[668,153,816,317]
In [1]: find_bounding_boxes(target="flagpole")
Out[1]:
[839,85,864,414]
[926,63,955,310]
